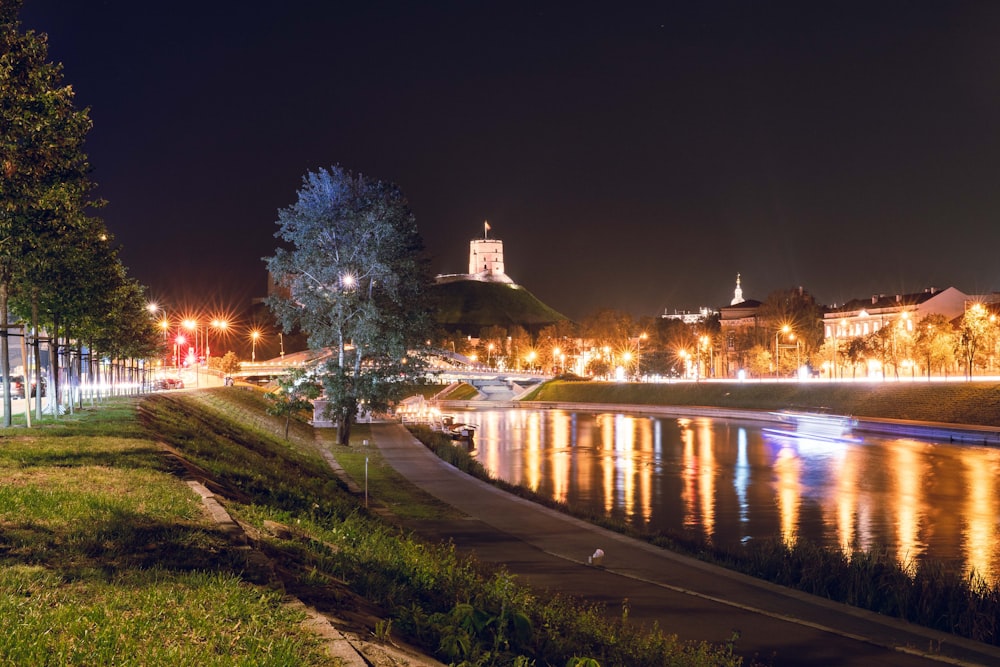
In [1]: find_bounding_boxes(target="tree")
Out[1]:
[218,351,241,376]
[845,336,872,379]
[537,320,578,374]
[1,3,97,424]
[266,370,321,440]
[757,287,824,360]
[745,344,772,378]
[478,325,507,370]
[266,165,432,445]
[958,303,993,379]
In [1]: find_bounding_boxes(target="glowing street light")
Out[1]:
[209,318,229,362]
[250,330,261,362]
[775,325,791,377]
[677,348,689,379]
[637,332,647,380]
[174,334,186,369]
[182,319,202,386]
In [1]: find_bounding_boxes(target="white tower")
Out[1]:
[468,220,509,281]
[469,239,505,276]
[731,273,745,305]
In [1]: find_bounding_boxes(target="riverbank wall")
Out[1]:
[435,379,1000,445]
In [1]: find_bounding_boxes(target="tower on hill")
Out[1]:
[436,220,514,285]
[431,221,568,333]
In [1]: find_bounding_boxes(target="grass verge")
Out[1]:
[0,396,329,666]
[525,379,1000,426]
[1,388,747,666]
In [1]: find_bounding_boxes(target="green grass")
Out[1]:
[0,567,314,666]
[326,425,464,521]
[527,379,1000,426]
[0,397,330,666]
[1,389,745,666]
[436,381,480,401]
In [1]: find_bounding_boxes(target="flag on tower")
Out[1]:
[484,220,491,237]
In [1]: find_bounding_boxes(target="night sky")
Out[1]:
[18,1,1000,322]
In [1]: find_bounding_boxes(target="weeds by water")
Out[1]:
[407,423,1000,646]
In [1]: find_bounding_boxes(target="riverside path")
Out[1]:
[368,421,1000,667]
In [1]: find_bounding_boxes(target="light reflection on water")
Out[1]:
[452,408,1000,584]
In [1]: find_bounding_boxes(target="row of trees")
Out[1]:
[1,3,160,425]
[434,287,1000,382]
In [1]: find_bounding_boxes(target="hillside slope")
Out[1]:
[430,280,568,332]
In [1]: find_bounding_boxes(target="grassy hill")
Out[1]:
[430,279,568,332]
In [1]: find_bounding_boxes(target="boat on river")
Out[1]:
[450,423,477,441]
[763,410,861,443]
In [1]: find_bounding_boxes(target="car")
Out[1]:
[27,375,46,397]
[1,376,26,399]
[153,377,185,391]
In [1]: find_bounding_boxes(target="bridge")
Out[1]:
[229,348,552,398]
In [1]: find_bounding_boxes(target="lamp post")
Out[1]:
[251,330,261,363]
[209,319,229,364]
[174,334,185,370]
[775,325,791,378]
[182,319,200,387]
[637,332,647,381]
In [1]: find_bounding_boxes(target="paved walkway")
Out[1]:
[368,422,1000,667]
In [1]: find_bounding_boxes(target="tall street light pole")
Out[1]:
[209,319,229,365]
[183,319,200,387]
[775,324,791,378]
[251,330,261,363]
[637,332,647,381]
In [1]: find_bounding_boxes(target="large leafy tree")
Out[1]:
[957,303,994,379]
[757,287,824,365]
[266,165,432,444]
[1,2,98,423]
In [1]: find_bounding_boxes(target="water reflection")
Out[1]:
[455,407,1000,584]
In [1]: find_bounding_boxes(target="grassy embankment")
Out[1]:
[0,389,743,667]
[422,379,1000,645]
[521,378,1000,426]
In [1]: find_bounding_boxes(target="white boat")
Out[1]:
[764,410,860,442]
[450,424,477,440]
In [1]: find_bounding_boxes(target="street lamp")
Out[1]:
[637,332,647,380]
[775,325,791,378]
[174,334,186,369]
[677,348,689,379]
[250,330,261,362]
[183,319,201,387]
[208,318,229,363]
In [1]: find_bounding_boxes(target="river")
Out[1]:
[447,407,1000,584]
